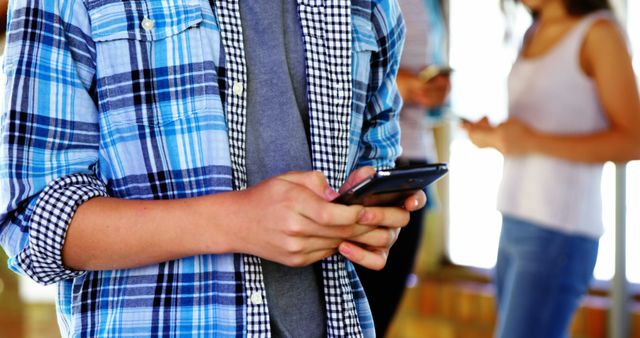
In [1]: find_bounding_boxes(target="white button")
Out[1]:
[233,82,244,96]
[141,18,155,31]
[250,292,263,305]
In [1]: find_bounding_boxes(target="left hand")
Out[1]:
[336,166,427,270]
[396,70,451,109]
[494,118,536,155]
[462,117,535,156]
[412,75,451,108]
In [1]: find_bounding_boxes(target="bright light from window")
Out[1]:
[447,0,530,268]
[627,162,640,283]
[626,0,640,285]
[628,0,640,72]
[594,163,615,281]
[597,160,640,283]
[448,136,502,268]
[448,0,640,284]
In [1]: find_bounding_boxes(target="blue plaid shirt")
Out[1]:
[0,0,404,336]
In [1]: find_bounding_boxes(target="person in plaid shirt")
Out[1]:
[0,0,418,336]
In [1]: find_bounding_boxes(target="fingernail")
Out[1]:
[358,209,370,223]
[325,187,339,201]
[340,242,352,256]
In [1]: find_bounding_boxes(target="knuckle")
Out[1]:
[286,255,307,267]
[385,229,396,246]
[390,228,401,245]
[315,209,332,225]
[282,219,302,236]
[370,259,386,271]
[284,238,305,254]
[400,212,411,226]
[310,171,327,186]
[344,226,359,239]
[347,226,359,238]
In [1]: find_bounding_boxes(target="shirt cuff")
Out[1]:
[16,173,108,285]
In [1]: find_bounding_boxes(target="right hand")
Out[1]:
[335,167,424,270]
[221,171,375,267]
[412,75,451,108]
[461,116,497,149]
[397,69,451,108]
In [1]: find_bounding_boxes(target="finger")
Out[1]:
[339,166,376,194]
[305,222,378,240]
[282,187,366,228]
[478,116,491,126]
[402,190,427,212]
[339,242,388,271]
[346,227,400,249]
[279,171,338,200]
[357,206,410,228]
[284,236,343,254]
[281,248,338,268]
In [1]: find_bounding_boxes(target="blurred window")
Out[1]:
[447,0,640,284]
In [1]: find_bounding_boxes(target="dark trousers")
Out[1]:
[354,159,428,337]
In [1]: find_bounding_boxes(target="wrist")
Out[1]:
[523,130,540,154]
[188,193,238,255]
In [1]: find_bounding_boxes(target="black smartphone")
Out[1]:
[333,163,448,206]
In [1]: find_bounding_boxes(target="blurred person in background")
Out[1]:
[463,0,640,337]
[0,0,6,32]
[1,0,7,52]
[355,0,450,336]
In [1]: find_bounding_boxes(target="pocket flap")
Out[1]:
[88,1,203,42]
[353,18,378,52]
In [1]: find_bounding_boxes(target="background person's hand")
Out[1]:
[493,118,536,155]
[412,75,451,108]
[461,117,535,155]
[461,116,498,149]
[397,69,451,108]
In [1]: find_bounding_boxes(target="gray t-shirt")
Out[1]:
[239,1,325,337]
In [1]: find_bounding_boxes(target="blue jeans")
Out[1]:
[495,215,599,338]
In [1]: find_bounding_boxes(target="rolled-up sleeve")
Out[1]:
[0,0,107,285]
[357,0,405,170]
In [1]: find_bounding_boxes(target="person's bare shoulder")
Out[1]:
[585,18,629,55]
[580,17,630,76]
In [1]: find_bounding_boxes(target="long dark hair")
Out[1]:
[503,0,611,18]
[563,0,611,16]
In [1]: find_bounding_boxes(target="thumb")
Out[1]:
[279,170,338,201]
[339,166,376,194]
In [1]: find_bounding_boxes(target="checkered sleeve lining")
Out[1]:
[15,173,108,285]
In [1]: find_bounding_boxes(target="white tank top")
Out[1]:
[498,11,614,239]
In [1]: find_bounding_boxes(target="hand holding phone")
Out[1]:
[333,164,448,207]
[418,65,454,83]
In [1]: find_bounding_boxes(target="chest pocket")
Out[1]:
[353,19,378,54]
[88,0,206,127]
